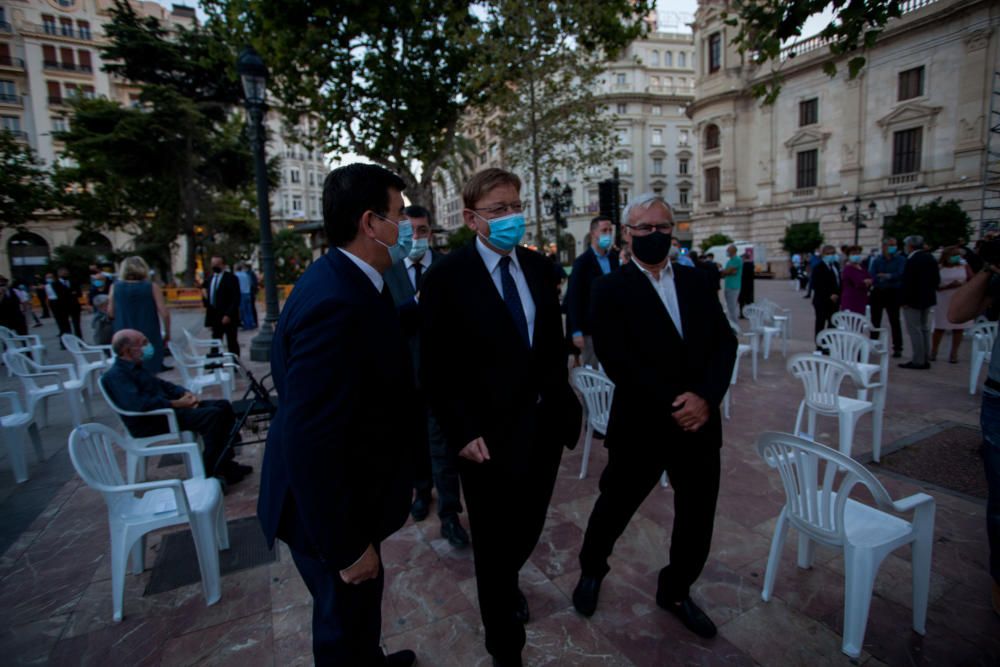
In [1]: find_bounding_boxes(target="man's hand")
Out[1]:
[222,315,231,326]
[672,392,709,432]
[340,544,379,584]
[572,335,585,350]
[459,437,491,463]
[830,294,839,303]
[171,392,199,409]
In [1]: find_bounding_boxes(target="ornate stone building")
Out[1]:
[688,0,999,275]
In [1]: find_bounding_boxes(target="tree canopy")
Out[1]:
[883,198,972,250]
[0,131,54,231]
[700,232,734,252]
[781,222,824,255]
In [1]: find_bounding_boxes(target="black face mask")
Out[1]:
[211,266,222,274]
[631,232,672,265]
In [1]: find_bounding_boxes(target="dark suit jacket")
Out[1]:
[101,358,185,436]
[901,250,940,309]
[565,246,619,338]
[51,279,81,315]
[204,271,241,328]
[385,251,440,384]
[258,249,417,570]
[419,242,582,461]
[591,262,737,449]
[811,261,841,308]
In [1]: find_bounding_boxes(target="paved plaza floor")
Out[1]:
[0,280,997,666]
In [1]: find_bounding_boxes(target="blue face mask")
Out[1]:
[478,212,526,252]
[887,246,897,255]
[374,215,413,264]
[141,343,155,363]
[849,255,862,264]
[597,233,613,250]
[822,254,838,265]
[408,237,429,260]
[92,279,105,288]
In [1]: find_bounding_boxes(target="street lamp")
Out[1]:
[542,178,573,260]
[237,45,279,363]
[840,195,878,246]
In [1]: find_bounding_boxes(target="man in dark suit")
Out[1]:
[570,193,736,640]
[565,215,619,367]
[385,205,469,549]
[811,245,842,348]
[257,164,418,667]
[50,266,82,340]
[204,255,241,357]
[420,168,582,667]
[900,234,940,369]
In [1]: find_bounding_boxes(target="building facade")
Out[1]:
[688,0,999,275]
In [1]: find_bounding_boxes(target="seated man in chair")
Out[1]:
[102,329,252,486]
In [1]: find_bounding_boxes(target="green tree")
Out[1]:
[781,222,824,254]
[0,130,54,230]
[724,0,903,103]
[273,228,312,283]
[699,232,734,252]
[883,198,972,250]
[446,225,476,251]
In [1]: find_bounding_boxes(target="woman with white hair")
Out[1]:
[108,256,170,374]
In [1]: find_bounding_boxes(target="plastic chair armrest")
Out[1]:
[120,478,192,514]
[135,441,205,478]
[37,363,79,382]
[891,492,935,514]
[115,406,181,434]
[11,334,42,347]
[0,391,22,413]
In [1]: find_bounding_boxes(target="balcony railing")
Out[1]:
[48,95,65,106]
[28,23,94,41]
[887,173,919,186]
[0,93,22,106]
[43,61,93,73]
[0,55,25,69]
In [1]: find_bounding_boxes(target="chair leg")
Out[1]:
[871,392,885,464]
[797,532,815,569]
[910,508,935,635]
[841,545,882,659]
[216,493,230,551]
[129,533,145,575]
[189,513,222,606]
[762,509,789,601]
[723,389,731,421]
[578,424,594,480]
[110,527,130,622]
[763,331,773,360]
[838,411,862,458]
[3,426,28,484]
[793,401,806,439]
[66,390,83,427]
[752,339,759,381]
[659,471,669,488]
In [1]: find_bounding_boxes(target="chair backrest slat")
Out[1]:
[816,328,872,365]
[571,367,615,432]
[787,353,855,412]
[831,311,873,336]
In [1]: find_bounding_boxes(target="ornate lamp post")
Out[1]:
[542,177,573,258]
[840,195,878,247]
[237,46,279,362]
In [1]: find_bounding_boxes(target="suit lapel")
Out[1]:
[673,268,695,339]
[624,263,683,343]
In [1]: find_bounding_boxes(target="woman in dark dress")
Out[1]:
[108,256,170,374]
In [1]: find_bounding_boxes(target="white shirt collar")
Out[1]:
[338,248,384,293]
[404,251,432,270]
[476,236,522,275]
[634,259,674,281]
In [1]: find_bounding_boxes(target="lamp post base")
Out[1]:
[249,322,275,362]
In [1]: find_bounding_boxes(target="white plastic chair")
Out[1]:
[832,311,886,341]
[0,325,45,369]
[787,354,875,459]
[744,304,783,360]
[3,349,90,427]
[68,423,228,622]
[0,391,44,483]
[759,298,791,356]
[723,321,755,420]
[182,329,238,364]
[167,342,236,400]
[61,333,113,396]
[968,321,997,395]
[571,367,614,480]
[756,431,935,659]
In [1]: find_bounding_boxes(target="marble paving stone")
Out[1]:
[273,631,313,667]
[159,610,274,667]
[383,608,491,667]
[706,515,773,571]
[550,560,660,630]
[382,550,474,638]
[522,608,634,666]
[741,552,846,623]
[599,609,755,667]
[530,520,586,579]
[823,552,951,610]
[0,613,69,666]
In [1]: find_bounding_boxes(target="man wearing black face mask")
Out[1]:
[204,256,241,357]
[571,192,737,641]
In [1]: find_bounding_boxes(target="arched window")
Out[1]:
[74,231,114,265]
[8,232,50,285]
[705,124,720,150]
[651,50,659,66]
[678,51,687,68]
[665,51,673,67]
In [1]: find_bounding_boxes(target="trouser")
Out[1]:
[175,400,238,476]
[461,437,563,661]
[290,545,386,666]
[580,334,600,369]
[211,321,240,357]
[870,288,903,353]
[239,293,256,329]
[981,391,1000,584]
[579,437,720,602]
[814,300,837,347]
[724,288,740,323]
[413,409,463,519]
[902,306,932,365]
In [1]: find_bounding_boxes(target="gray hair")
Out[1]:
[622,192,673,225]
[903,235,923,249]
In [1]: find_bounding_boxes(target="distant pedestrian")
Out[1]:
[738,250,754,317]
[930,246,973,363]
[566,216,619,368]
[811,245,841,348]
[109,256,171,374]
[34,275,50,318]
[14,283,41,328]
[869,237,905,358]
[91,294,113,346]
[899,235,939,370]
[0,276,27,335]
[236,263,256,330]
[840,245,872,315]
[50,267,83,340]
[204,255,241,357]
[721,245,742,323]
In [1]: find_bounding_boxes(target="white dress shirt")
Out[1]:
[209,272,221,305]
[636,260,683,338]
[338,248,384,293]
[475,237,536,345]
[404,251,432,291]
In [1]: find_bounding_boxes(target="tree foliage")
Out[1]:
[725,0,903,103]
[699,232,734,252]
[0,130,54,230]
[883,198,972,250]
[446,225,476,251]
[781,222,824,254]
[273,228,312,283]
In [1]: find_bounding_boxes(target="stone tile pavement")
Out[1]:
[0,281,997,666]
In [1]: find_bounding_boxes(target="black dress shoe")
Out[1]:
[410,494,431,521]
[898,361,931,370]
[657,595,717,639]
[514,588,529,624]
[385,649,416,666]
[492,655,523,667]
[440,515,470,548]
[572,574,603,617]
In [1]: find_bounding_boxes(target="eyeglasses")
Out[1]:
[625,222,673,235]
[473,202,523,218]
[372,212,404,227]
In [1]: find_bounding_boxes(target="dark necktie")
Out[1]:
[499,256,529,347]
[412,262,423,291]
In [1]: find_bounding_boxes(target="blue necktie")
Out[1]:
[499,256,530,347]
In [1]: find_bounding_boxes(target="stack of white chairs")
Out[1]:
[4,349,90,427]
[756,431,935,659]
[758,298,791,356]
[744,303,783,360]
[68,423,228,622]
[167,341,237,401]
[61,333,113,395]
[0,390,44,483]
[723,320,756,420]
[0,325,45,369]
[832,311,886,342]
[968,320,997,395]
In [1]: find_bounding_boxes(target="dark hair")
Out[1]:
[323,163,406,247]
[688,250,699,262]
[404,205,431,221]
[590,216,612,233]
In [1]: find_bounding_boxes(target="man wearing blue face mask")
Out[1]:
[869,236,906,358]
[565,215,619,367]
[811,245,842,349]
[420,168,582,667]
[385,205,470,548]
[101,329,249,485]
